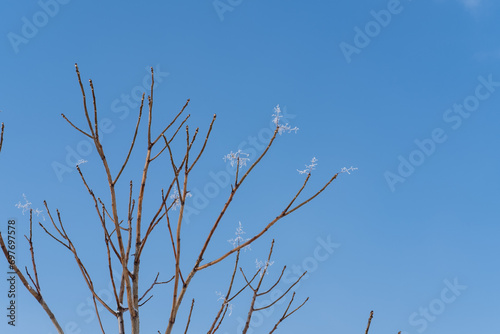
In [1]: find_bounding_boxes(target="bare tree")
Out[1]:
[0,65,364,333]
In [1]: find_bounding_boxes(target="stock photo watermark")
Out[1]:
[213,0,244,21]
[51,65,169,182]
[385,74,500,192]
[5,219,17,327]
[401,277,467,334]
[7,0,72,54]
[339,0,411,64]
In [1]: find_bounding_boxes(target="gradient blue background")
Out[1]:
[0,0,499,333]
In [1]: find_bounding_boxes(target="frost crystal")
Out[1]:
[215,291,234,316]
[223,150,250,169]
[228,222,251,251]
[297,157,318,175]
[76,159,88,166]
[15,194,31,214]
[215,291,225,302]
[255,258,274,277]
[272,105,299,135]
[15,194,45,220]
[169,188,192,210]
[341,166,358,174]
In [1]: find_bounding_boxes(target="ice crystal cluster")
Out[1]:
[341,166,358,174]
[169,188,192,210]
[223,150,250,169]
[228,221,251,251]
[15,193,45,220]
[255,258,274,277]
[272,105,299,135]
[297,157,318,175]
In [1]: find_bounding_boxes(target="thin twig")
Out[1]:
[25,210,41,292]
[138,273,174,303]
[74,63,96,138]
[114,93,145,184]
[208,251,240,334]
[183,299,195,334]
[268,293,309,334]
[0,123,4,152]
[61,114,93,139]
[151,99,190,146]
[365,310,374,334]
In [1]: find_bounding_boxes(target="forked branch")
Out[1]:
[0,209,64,333]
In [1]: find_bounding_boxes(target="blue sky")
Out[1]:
[0,0,499,333]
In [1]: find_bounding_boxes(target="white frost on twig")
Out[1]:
[215,291,225,302]
[15,193,45,220]
[228,221,251,251]
[297,157,318,175]
[169,188,192,211]
[76,159,88,166]
[15,193,31,214]
[272,105,299,135]
[341,166,358,174]
[223,150,250,169]
[255,258,274,277]
[215,291,234,316]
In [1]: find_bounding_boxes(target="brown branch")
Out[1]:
[25,210,41,292]
[137,177,181,262]
[138,273,174,303]
[183,299,195,334]
[71,65,136,322]
[283,174,310,213]
[25,266,39,293]
[242,240,276,334]
[61,113,93,139]
[151,99,190,146]
[165,118,295,334]
[365,310,374,334]
[187,114,216,173]
[69,73,134,320]
[38,222,69,250]
[208,250,240,334]
[125,181,135,274]
[130,67,156,330]
[138,295,153,307]
[76,166,121,261]
[194,125,281,273]
[102,204,121,310]
[284,173,339,217]
[237,125,279,186]
[198,172,340,270]
[43,203,116,316]
[0,122,4,152]
[150,114,190,162]
[254,270,307,311]
[259,266,286,296]
[165,205,178,262]
[114,93,145,184]
[268,293,309,334]
[239,267,257,292]
[0,228,64,333]
[89,79,99,140]
[91,292,107,334]
[228,269,261,303]
[74,63,96,137]
[169,125,193,329]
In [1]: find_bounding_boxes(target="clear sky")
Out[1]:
[0,0,499,333]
